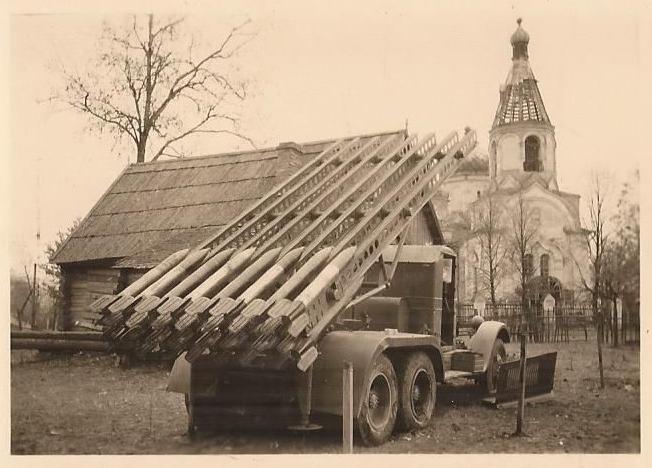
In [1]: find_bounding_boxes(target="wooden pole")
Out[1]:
[612,296,618,347]
[343,361,353,453]
[596,311,605,388]
[30,263,38,329]
[10,338,110,352]
[515,331,527,435]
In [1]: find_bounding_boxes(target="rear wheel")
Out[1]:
[356,354,398,446]
[397,352,436,430]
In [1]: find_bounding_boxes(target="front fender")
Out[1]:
[467,320,510,372]
[166,352,191,394]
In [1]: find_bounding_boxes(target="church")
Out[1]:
[435,20,589,307]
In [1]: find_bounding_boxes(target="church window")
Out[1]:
[540,254,550,277]
[523,135,542,172]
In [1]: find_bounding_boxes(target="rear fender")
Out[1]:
[311,330,441,418]
[467,320,510,372]
[166,352,191,394]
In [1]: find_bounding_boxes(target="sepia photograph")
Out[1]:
[4,0,646,460]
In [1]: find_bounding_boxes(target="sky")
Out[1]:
[4,0,648,275]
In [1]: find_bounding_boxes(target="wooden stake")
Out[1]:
[343,361,353,453]
[515,331,527,435]
[597,311,605,389]
[31,263,38,329]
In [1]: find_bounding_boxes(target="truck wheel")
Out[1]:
[397,352,436,430]
[481,339,506,394]
[356,354,398,446]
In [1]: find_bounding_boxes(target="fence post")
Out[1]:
[343,361,354,453]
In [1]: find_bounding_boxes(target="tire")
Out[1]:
[397,352,436,431]
[356,354,398,446]
[481,339,506,394]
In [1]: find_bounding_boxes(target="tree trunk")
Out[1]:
[137,141,147,163]
[594,297,605,389]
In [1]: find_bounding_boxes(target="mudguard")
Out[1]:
[467,320,510,372]
[167,352,191,394]
[311,330,442,418]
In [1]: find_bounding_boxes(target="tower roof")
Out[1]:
[492,19,551,129]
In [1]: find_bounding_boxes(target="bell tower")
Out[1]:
[489,19,557,189]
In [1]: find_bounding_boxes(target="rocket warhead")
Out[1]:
[217,247,283,299]
[166,248,235,298]
[294,246,356,308]
[268,247,334,303]
[188,247,256,299]
[121,248,190,297]
[238,247,304,304]
[139,248,211,298]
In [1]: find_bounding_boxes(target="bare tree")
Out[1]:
[602,169,639,346]
[508,189,538,436]
[56,15,255,163]
[471,191,508,307]
[509,190,538,311]
[573,173,609,388]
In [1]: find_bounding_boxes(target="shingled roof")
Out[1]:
[52,130,405,268]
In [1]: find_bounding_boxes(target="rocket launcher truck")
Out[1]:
[90,129,526,446]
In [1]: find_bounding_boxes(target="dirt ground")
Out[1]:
[10,339,640,454]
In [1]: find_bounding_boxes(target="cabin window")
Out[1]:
[540,254,550,277]
[523,135,542,172]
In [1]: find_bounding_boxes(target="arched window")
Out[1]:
[540,254,550,277]
[490,141,498,177]
[523,135,542,172]
[524,253,534,279]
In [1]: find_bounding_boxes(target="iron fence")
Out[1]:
[457,303,640,344]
